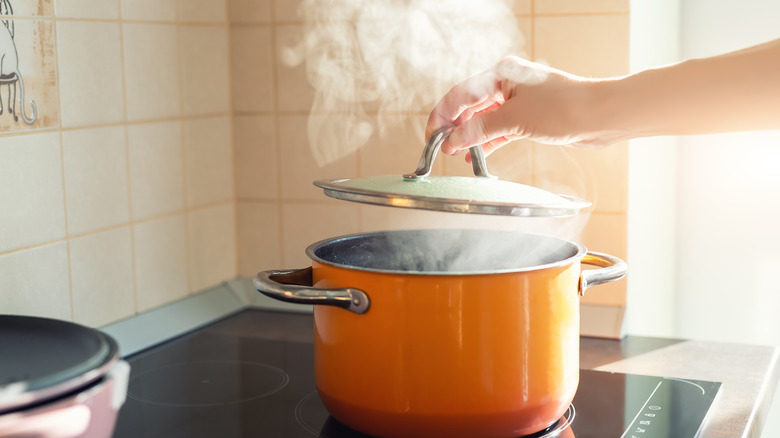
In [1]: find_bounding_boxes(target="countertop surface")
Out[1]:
[107,290,780,438]
[580,335,780,438]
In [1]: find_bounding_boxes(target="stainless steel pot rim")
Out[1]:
[315,178,591,218]
[304,229,587,276]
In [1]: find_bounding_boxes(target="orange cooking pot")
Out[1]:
[254,229,625,438]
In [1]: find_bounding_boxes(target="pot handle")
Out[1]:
[578,252,627,296]
[253,267,370,314]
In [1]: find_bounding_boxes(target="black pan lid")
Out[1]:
[0,315,119,414]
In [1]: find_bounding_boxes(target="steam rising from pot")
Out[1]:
[282,0,524,166]
[311,229,580,274]
[282,0,595,259]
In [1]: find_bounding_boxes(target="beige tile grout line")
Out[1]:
[0,195,631,259]
[50,11,75,322]
[529,0,536,189]
[354,139,363,233]
[0,200,237,258]
[116,0,140,315]
[176,1,193,296]
[269,0,285,267]
[168,10,636,29]
[9,15,233,27]
[3,109,436,138]
[224,0,240,280]
[1,114,234,139]
[61,113,231,131]
[529,0,535,61]
[6,11,629,28]
[9,13,552,25]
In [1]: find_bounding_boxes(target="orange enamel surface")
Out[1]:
[311,260,581,438]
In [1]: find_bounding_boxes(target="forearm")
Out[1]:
[592,39,780,140]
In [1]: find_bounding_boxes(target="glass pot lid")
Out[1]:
[314,126,591,217]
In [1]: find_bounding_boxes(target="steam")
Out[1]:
[284,1,595,257]
[283,0,524,166]
[316,229,579,274]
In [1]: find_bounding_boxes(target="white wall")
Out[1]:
[625,0,681,338]
[676,4,780,436]
[676,0,780,344]
[629,1,780,436]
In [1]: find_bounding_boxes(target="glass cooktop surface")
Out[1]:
[113,310,720,438]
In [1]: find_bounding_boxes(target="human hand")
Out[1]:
[425,56,614,160]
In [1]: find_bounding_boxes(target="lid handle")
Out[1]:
[468,144,495,178]
[404,126,495,180]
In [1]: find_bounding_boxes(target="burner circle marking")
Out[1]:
[128,360,289,407]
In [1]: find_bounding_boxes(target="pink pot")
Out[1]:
[0,316,130,438]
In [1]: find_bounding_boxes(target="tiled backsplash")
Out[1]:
[233,0,630,310]
[1,0,628,328]
[0,0,235,326]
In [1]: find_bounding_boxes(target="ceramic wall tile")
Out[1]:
[579,212,628,306]
[228,0,271,24]
[183,116,233,207]
[274,0,302,22]
[278,115,358,200]
[0,0,632,324]
[120,0,177,21]
[188,203,237,292]
[0,242,71,320]
[230,26,274,112]
[7,0,53,17]
[0,131,65,253]
[0,19,58,133]
[512,0,531,15]
[179,0,227,23]
[69,227,135,327]
[234,115,277,200]
[535,0,629,14]
[133,214,189,312]
[461,138,535,184]
[359,205,451,234]
[122,23,180,122]
[533,14,629,77]
[514,16,533,58]
[179,25,230,116]
[127,121,184,220]
[53,0,118,19]
[274,1,525,24]
[533,142,628,214]
[236,201,280,277]
[281,201,359,266]
[56,21,125,128]
[62,126,130,236]
[275,25,313,113]
[577,142,629,214]
[357,115,437,177]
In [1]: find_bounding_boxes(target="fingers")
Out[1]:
[462,136,514,163]
[426,57,554,159]
[425,67,502,140]
[446,99,527,152]
[439,101,502,155]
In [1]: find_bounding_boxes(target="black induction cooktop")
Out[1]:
[112,310,721,438]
